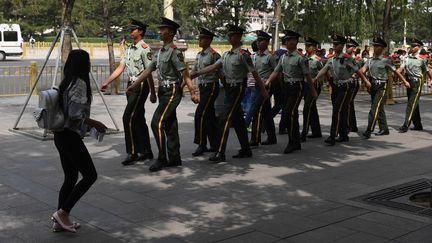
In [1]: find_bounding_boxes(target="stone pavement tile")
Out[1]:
[297,179,370,200]
[248,211,329,238]
[307,205,370,224]
[332,232,389,243]
[103,188,154,203]
[392,224,432,243]
[142,218,200,238]
[357,212,429,231]
[333,217,412,239]
[283,225,357,243]
[180,226,256,243]
[216,231,280,243]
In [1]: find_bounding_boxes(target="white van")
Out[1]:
[0,23,24,61]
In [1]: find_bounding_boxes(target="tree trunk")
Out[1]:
[272,0,281,51]
[102,1,115,73]
[383,0,392,55]
[61,0,75,63]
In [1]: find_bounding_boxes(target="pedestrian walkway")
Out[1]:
[1,94,432,242]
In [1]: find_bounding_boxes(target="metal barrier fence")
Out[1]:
[0,60,431,99]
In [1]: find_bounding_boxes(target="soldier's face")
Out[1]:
[159,27,174,41]
[130,28,143,39]
[305,45,316,53]
[410,45,420,53]
[346,46,355,54]
[373,45,384,55]
[333,43,344,53]
[228,33,242,45]
[257,39,269,50]
[284,38,298,49]
[199,37,212,48]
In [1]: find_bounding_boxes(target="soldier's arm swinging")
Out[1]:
[147,74,157,103]
[251,71,269,99]
[313,67,328,83]
[305,74,318,98]
[100,63,126,91]
[191,62,221,78]
[264,70,280,87]
[392,69,410,88]
[125,68,153,95]
[181,69,200,104]
[355,69,371,89]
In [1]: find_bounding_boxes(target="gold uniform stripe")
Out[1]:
[335,85,349,134]
[199,82,216,145]
[128,82,144,154]
[407,79,423,123]
[290,82,303,137]
[218,83,244,152]
[157,85,176,153]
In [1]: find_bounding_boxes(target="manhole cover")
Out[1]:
[351,178,432,217]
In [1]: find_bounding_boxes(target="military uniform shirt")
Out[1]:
[215,47,255,82]
[193,47,221,83]
[149,42,186,83]
[324,53,359,80]
[121,39,153,77]
[253,49,277,80]
[400,53,429,79]
[274,50,310,79]
[363,56,396,80]
[307,54,324,78]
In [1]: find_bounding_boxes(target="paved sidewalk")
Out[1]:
[1,92,432,242]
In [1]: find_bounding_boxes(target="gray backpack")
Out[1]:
[33,87,65,130]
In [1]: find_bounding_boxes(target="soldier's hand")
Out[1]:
[125,86,133,96]
[365,81,371,89]
[428,80,432,88]
[404,81,411,88]
[311,88,318,98]
[190,70,198,79]
[150,92,157,103]
[191,93,200,104]
[100,82,109,92]
[261,89,269,100]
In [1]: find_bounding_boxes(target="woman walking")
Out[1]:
[51,49,107,233]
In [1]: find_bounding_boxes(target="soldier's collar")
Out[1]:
[132,39,143,48]
[161,42,173,51]
[229,46,241,54]
[201,47,212,54]
[372,54,383,59]
[257,49,269,55]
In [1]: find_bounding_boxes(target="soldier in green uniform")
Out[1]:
[127,17,199,172]
[345,37,362,133]
[191,27,221,156]
[397,38,432,133]
[301,36,324,142]
[249,30,277,147]
[314,34,370,145]
[265,30,317,153]
[360,37,409,139]
[191,25,268,163]
[100,19,155,165]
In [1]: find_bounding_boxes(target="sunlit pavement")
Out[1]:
[1,93,432,242]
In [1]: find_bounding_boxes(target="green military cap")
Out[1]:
[158,17,180,31]
[130,18,148,32]
[346,37,359,47]
[304,36,320,46]
[199,27,216,38]
[282,29,301,41]
[331,34,347,44]
[255,30,272,40]
[226,24,245,36]
[409,37,423,47]
[371,36,388,47]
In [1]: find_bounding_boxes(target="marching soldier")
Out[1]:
[397,38,432,133]
[191,24,268,162]
[126,17,199,172]
[100,19,155,166]
[272,41,288,135]
[345,37,362,133]
[249,30,277,146]
[191,27,221,156]
[360,37,409,139]
[301,36,324,142]
[314,34,370,145]
[265,30,318,153]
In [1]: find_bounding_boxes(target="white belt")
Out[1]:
[129,76,138,83]
[371,78,387,84]
[335,78,354,85]
[284,77,304,83]
[199,78,217,85]
[160,80,178,87]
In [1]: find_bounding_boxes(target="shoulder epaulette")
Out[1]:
[240,48,248,55]
[171,43,177,49]
[268,50,274,55]
[141,43,149,49]
[355,55,362,61]
[209,48,216,54]
[297,51,304,57]
[343,53,353,60]
[383,55,389,59]
[315,56,322,61]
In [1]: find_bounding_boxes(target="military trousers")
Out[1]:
[216,82,250,154]
[270,80,288,132]
[403,78,424,128]
[366,82,388,133]
[330,82,353,138]
[301,82,322,137]
[284,82,304,146]
[250,86,276,144]
[151,83,182,162]
[123,81,152,155]
[194,82,219,149]
[347,80,360,132]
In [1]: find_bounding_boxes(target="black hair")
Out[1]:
[251,40,258,52]
[420,48,427,55]
[59,49,92,107]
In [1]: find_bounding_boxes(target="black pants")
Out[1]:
[330,83,353,138]
[216,82,250,154]
[302,82,322,137]
[54,129,97,213]
[151,84,182,162]
[270,80,288,132]
[194,82,219,149]
[403,78,423,128]
[250,87,276,143]
[284,82,304,146]
[347,80,359,131]
[123,81,152,155]
[366,82,388,132]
